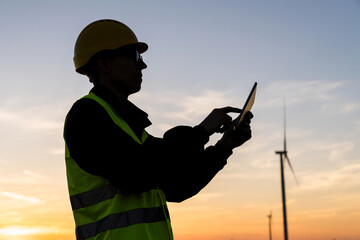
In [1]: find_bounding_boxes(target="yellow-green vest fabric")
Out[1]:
[65,92,173,240]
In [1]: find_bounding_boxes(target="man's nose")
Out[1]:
[137,58,147,70]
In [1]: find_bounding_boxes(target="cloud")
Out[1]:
[300,208,338,219]
[0,169,48,185]
[132,89,235,132]
[23,170,47,179]
[218,170,275,180]
[0,225,72,236]
[322,102,360,114]
[167,90,233,122]
[50,149,65,156]
[0,100,66,133]
[303,140,354,162]
[257,80,344,109]
[0,226,43,236]
[299,163,360,190]
[0,108,62,132]
[194,192,223,201]
[0,192,44,205]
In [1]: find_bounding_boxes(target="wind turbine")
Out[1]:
[275,102,299,240]
[268,211,272,240]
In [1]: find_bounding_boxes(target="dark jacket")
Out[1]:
[64,86,232,202]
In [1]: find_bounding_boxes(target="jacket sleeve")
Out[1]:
[64,98,232,200]
[159,126,232,202]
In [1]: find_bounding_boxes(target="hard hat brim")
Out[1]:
[136,42,148,54]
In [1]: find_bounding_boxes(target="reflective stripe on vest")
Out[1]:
[65,92,173,240]
[76,206,170,239]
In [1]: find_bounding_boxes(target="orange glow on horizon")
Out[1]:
[0,226,42,236]
[0,225,73,240]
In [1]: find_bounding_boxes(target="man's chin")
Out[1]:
[127,85,141,96]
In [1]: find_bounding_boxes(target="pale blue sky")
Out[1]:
[0,1,359,239]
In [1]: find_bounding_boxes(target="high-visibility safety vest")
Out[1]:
[65,92,173,240]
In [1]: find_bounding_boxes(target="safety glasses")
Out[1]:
[113,47,143,63]
[135,50,143,63]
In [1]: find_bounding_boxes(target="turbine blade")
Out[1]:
[285,154,300,187]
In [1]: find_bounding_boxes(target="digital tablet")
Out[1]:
[234,82,257,130]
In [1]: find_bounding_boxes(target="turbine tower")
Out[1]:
[268,211,272,240]
[275,102,299,240]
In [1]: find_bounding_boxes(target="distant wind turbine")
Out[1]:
[268,211,272,240]
[275,102,299,240]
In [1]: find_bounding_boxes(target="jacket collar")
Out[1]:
[90,86,152,130]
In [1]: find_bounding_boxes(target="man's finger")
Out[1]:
[218,106,242,114]
[217,115,233,133]
[245,111,254,119]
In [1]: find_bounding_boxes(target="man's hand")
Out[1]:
[199,107,241,136]
[218,111,253,152]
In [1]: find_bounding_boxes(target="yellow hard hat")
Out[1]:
[73,19,148,74]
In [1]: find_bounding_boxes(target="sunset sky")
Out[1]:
[0,1,359,240]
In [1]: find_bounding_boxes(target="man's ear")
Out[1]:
[96,56,111,74]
